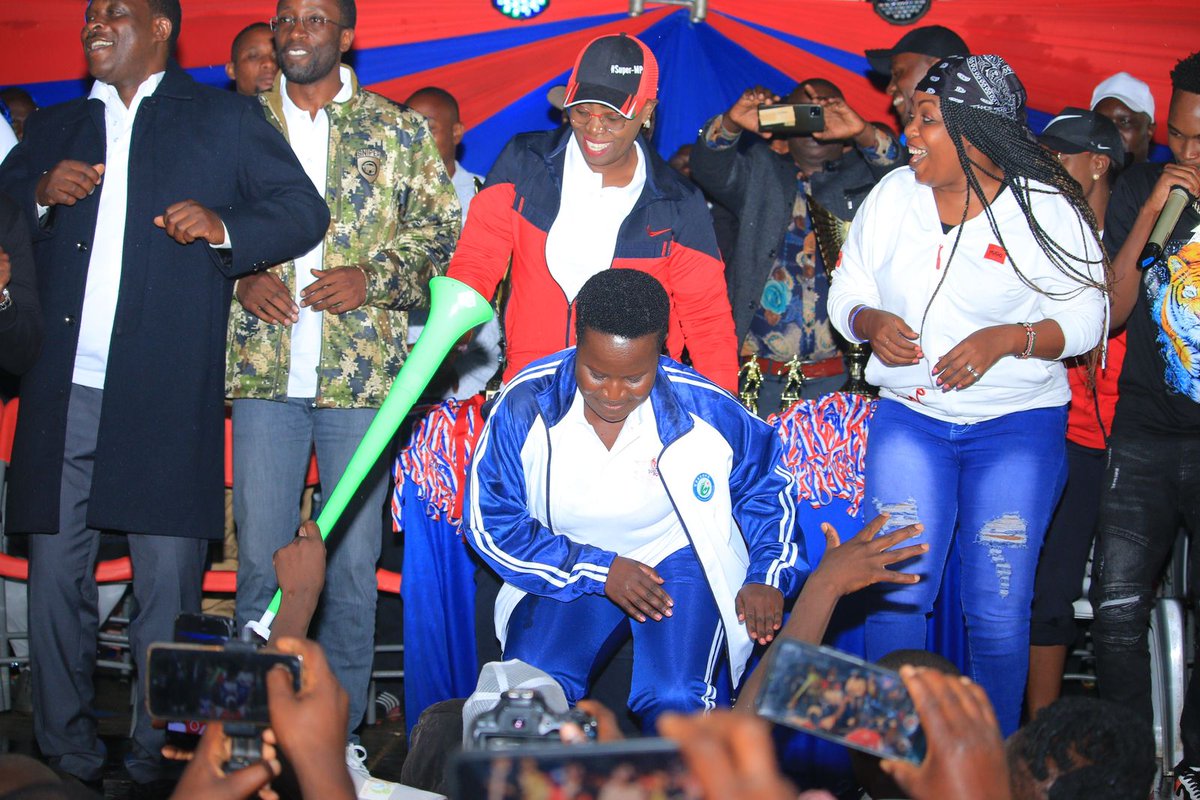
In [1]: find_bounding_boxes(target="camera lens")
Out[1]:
[513,718,526,730]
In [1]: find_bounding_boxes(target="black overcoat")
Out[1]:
[0,65,329,539]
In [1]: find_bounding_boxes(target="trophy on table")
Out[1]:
[809,196,875,398]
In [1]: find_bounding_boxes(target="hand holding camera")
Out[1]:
[168,722,281,800]
[721,86,781,138]
[879,667,1012,800]
[265,637,356,799]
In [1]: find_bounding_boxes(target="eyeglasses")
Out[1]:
[269,15,343,32]
[568,105,631,134]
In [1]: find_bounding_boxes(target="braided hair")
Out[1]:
[938,99,1109,298]
[920,56,1110,302]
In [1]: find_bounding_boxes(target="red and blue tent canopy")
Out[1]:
[1,1,1191,174]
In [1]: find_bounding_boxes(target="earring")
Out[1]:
[642,119,651,129]
[1092,174,1101,181]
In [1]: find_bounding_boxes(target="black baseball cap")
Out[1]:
[1038,107,1126,168]
[865,25,970,75]
[563,33,658,119]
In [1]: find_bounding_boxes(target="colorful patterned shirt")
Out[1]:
[742,177,840,363]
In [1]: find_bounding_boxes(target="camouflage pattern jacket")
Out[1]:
[226,67,461,408]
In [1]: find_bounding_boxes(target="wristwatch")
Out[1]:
[0,287,11,312]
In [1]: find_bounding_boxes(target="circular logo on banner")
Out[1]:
[693,473,714,502]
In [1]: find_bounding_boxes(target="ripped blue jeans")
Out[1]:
[862,399,1067,735]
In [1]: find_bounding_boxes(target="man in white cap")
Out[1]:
[1091,71,1156,165]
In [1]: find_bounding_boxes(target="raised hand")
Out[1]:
[880,667,1013,800]
[659,711,799,800]
[800,82,868,144]
[811,514,927,596]
[722,86,781,138]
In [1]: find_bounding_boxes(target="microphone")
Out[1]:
[1140,186,1194,269]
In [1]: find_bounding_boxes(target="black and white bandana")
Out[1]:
[915,54,1027,125]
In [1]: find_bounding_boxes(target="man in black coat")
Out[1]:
[0,193,41,376]
[0,0,328,786]
[690,79,900,415]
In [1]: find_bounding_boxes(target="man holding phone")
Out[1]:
[690,79,901,414]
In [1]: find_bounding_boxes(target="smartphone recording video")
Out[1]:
[451,739,698,799]
[755,639,925,763]
[756,103,825,135]
[147,643,301,726]
[164,613,239,749]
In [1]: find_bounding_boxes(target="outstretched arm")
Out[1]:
[735,515,925,711]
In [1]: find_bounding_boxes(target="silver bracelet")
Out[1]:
[0,287,11,312]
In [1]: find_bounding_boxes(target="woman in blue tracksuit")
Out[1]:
[464,269,805,728]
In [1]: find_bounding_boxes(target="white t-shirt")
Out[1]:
[547,392,688,567]
[280,66,352,398]
[828,168,1106,424]
[543,137,646,304]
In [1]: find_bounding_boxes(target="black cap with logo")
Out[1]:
[1038,107,1127,169]
[865,25,970,75]
[563,33,659,120]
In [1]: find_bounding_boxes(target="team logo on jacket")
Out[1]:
[693,473,714,502]
[355,147,384,184]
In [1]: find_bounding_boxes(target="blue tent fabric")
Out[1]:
[398,478,479,735]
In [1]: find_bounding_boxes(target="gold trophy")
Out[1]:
[810,197,875,397]
[778,355,807,412]
[737,357,763,416]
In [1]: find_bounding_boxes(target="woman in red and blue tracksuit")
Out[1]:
[447,126,738,392]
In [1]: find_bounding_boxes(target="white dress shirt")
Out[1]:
[544,138,646,304]
[451,160,479,221]
[280,66,352,398]
[547,392,688,567]
[72,72,165,388]
[0,119,16,165]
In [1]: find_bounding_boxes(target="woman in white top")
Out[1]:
[827,55,1108,734]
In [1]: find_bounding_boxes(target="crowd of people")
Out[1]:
[0,0,1198,798]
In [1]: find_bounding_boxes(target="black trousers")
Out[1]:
[1090,430,1200,764]
[1030,440,1106,646]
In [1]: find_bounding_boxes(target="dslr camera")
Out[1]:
[470,689,597,750]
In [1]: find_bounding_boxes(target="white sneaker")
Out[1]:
[344,744,447,800]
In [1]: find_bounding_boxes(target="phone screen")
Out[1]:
[755,639,926,763]
[173,613,237,645]
[166,614,238,742]
[147,644,300,726]
[451,739,698,800]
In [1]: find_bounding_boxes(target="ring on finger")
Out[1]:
[965,364,980,377]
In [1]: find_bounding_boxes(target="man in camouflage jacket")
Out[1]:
[226,1,459,751]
